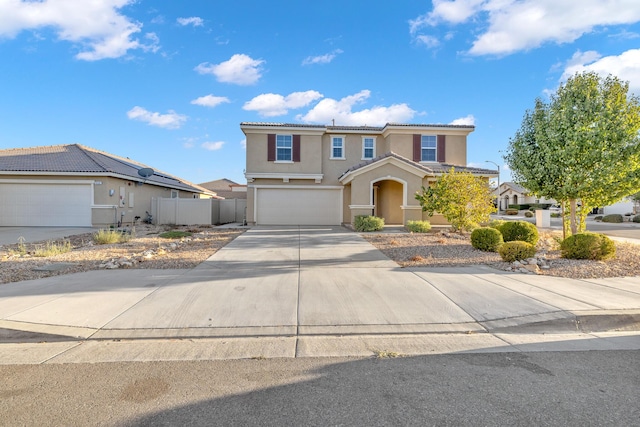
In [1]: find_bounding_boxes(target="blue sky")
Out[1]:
[1,1,639,186]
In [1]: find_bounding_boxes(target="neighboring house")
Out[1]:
[496,182,556,210]
[199,178,247,200]
[241,122,497,226]
[0,144,215,227]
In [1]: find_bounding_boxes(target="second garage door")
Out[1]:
[0,181,92,226]
[255,187,342,225]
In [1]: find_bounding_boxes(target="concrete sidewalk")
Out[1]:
[1,226,639,364]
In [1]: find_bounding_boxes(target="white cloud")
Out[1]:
[410,0,640,56]
[0,0,159,61]
[195,54,264,85]
[177,17,203,27]
[560,49,640,94]
[127,106,187,129]
[243,90,323,117]
[302,49,343,65]
[240,139,246,149]
[297,90,416,126]
[415,35,440,48]
[191,94,231,108]
[201,141,225,151]
[450,114,476,126]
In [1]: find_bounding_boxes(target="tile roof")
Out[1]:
[0,144,213,194]
[340,152,498,178]
[240,122,475,131]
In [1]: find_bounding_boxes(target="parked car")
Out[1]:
[549,205,562,214]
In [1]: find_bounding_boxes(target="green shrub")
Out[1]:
[508,204,530,210]
[550,213,561,218]
[594,215,603,221]
[560,232,616,260]
[633,215,640,223]
[500,220,539,245]
[354,215,385,232]
[505,209,519,215]
[487,219,506,232]
[93,229,131,244]
[524,211,534,218]
[601,214,623,223]
[470,227,504,252]
[406,220,431,233]
[498,241,536,262]
[159,231,192,239]
[34,240,72,257]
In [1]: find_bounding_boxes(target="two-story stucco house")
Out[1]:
[241,122,497,226]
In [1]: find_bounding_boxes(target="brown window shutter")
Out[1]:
[437,135,446,163]
[293,134,301,162]
[267,134,275,161]
[413,134,421,162]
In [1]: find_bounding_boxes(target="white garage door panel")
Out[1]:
[0,183,92,226]
[257,188,341,225]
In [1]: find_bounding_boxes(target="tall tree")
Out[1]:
[505,72,640,236]
[415,168,496,232]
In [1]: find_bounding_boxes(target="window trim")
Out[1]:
[362,136,376,160]
[330,135,346,160]
[276,134,293,162]
[420,134,437,163]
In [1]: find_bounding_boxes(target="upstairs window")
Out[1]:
[362,137,375,159]
[276,134,292,161]
[421,135,437,162]
[331,136,345,159]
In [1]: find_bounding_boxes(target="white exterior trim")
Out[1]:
[370,176,408,206]
[361,136,376,160]
[349,204,375,209]
[246,173,324,183]
[340,156,429,185]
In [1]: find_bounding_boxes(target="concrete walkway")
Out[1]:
[1,226,639,364]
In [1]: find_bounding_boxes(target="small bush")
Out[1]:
[508,204,530,210]
[93,229,131,244]
[633,215,640,223]
[505,209,519,215]
[159,231,192,239]
[487,220,506,232]
[406,220,431,233]
[524,211,534,218]
[354,215,385,232]
[601,214,623,223]
[498,241,536,262]
[594,215,603,221]
[550,213,561,218]
[560,232,616,260]
[500,220,539,245]
[470,227,504,252]
[33,240,72,257]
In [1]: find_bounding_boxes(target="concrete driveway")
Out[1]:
[1,226,640,362]
[0,227,98,246]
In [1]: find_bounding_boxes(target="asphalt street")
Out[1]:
[1,350,639,426]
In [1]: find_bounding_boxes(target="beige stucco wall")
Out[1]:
[245,133,323,175]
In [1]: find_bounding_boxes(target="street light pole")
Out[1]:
[486,160,500,213]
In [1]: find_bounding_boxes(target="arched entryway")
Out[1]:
[372,178,404,224]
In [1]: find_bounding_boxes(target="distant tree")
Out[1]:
[415,168,496,232]
[505,72,640,237]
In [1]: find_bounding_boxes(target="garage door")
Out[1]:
[256,188,341,225]
[0,182,92,226]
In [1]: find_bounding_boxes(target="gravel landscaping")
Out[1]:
[363,230,640,279]
[2,225,639,285]
[0,225,245,285]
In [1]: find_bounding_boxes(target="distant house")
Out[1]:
[241,122,496,226]
[199,178,247,200]
[0,144,215,227]
[495,182,556,210]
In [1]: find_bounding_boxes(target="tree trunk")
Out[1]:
[569,199,578,235]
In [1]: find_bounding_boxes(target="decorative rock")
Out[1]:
[524,264,541,274]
